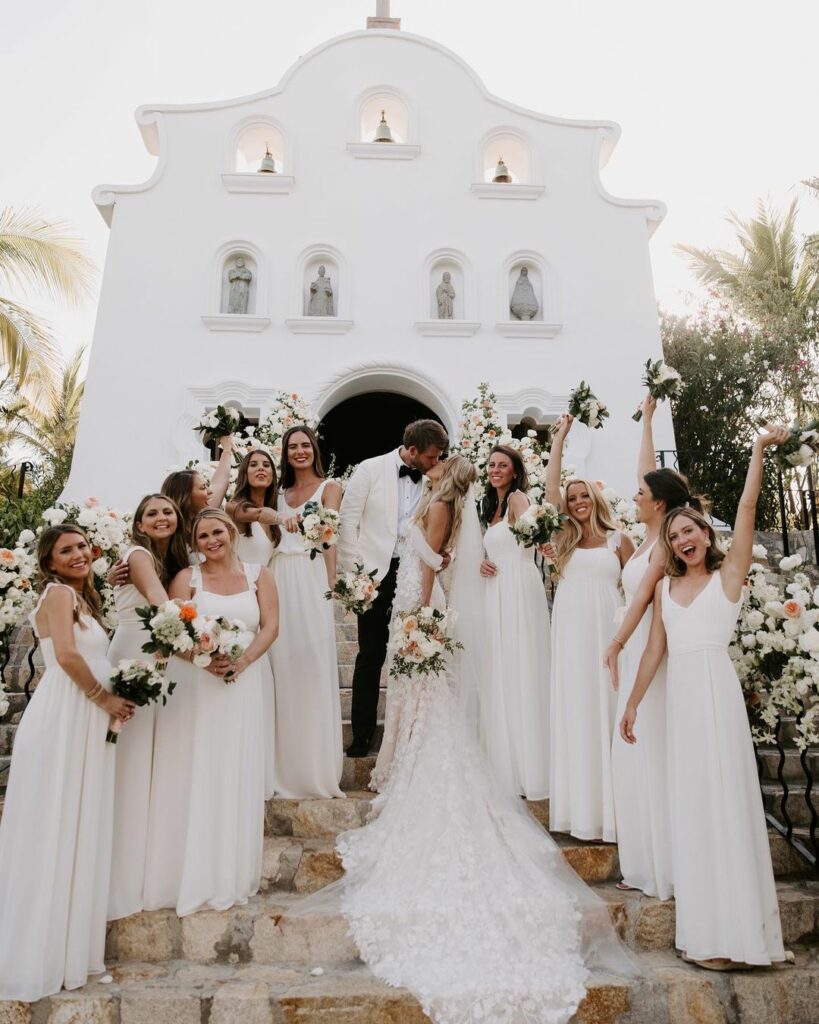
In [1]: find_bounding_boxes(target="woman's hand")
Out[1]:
[640,394,657,421]
[603,641,621,690]
[217,434,234,453]
[205,654,233,678]
[620,704,638,744]
[756,424,790,450]
[102,693,137,722]
[552,413,574,440]
[480,559,498,578]
[281,514,301,534]
[538,542,558,563]
[225,657,249,682]
[107,560,130,588]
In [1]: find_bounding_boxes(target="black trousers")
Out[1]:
[349,558,399,748]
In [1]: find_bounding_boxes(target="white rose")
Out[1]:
[172,632,194,653]
[17,530,35,545]
[752,544,768,560]
[92,557,110,576]
[192,652,212,667]
[745,610,765,630]
[779,554,804,572]
[42,508,68,526]
[799,629,819,654]
[741,634,757,649]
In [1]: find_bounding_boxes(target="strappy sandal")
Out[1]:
[615,881,636,891]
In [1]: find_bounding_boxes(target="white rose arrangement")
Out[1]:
[299,501,340,560]
[510,502,568,553]
[632,358,683,421]
[105,659,175,743]
[388,607,463,680]
[0,542,38,714]
[763,418,819,470]
[194,404,242,446]
[327,563,379,615]
[568,380,609,431]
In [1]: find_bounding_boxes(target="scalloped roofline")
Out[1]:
[134,29,622,162]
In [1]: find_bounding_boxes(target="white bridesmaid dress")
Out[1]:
[482,505,551,799]
[550,533,624,841]
[107,544,157,920]
[661,573,784,963]
[270,480,344,799]
[611,542,673,899]
[237,520,278,798]
[175,562,266,916]
[0,584,114,1000]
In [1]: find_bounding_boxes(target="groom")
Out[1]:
[338,418,450,757]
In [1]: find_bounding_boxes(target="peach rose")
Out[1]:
[783,599,804,619]
[198,632,216,653]
[402,615,419,634]
[321,526,336,544]
[85,497,99,508]
[0,549,15,566]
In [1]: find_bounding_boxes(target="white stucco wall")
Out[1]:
[65,28,672,510]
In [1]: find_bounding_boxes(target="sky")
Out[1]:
[2,0,817,366]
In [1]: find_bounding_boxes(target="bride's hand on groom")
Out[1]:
[479,559,498,578]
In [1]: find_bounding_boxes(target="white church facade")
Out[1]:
[65,13,673,508]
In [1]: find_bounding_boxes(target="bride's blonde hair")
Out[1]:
[415,456,478,550]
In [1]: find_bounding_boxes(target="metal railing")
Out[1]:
[777,466,819,564]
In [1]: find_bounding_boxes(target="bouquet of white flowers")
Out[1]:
[299,501,340,560]
[326,563,379,615]
[767,419,819,470]
[632,358,683,421]
[137,599,220,667]
[509,502,568,549]
[568,381,609,430]
[106,659,175,743]
[214,617,255,681]
[194,405,242,446]
[0,542,38,712]
[388,607,463,680]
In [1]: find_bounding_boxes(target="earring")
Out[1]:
[705,540,711,547]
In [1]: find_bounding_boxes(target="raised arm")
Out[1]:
[603,543,665,688]
[338,461,370,572]
[127,549,170,606]
[722,425,789,601]
[637,394,658,483]
[208,436,235,509]
[321,479,343,586]
[545,413,573,508]
[619,580,667,743]
[420,501,450,606]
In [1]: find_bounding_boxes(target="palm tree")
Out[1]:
[0,207,94,401]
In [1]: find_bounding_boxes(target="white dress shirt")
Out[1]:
[393,448,424,559]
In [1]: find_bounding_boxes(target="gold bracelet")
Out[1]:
[612,636,625,649]
[87,682,104,702]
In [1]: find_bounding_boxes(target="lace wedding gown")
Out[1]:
[298,517,633,1023]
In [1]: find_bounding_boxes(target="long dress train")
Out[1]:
[0,584,114,1000]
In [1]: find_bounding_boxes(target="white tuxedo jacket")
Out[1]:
[338,451,403,581]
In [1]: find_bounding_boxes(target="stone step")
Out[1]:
[102,879,819,968]
[18,951,819,1024]
[762,783,818,828]
[339,755,376,791]
[758,747,819,785]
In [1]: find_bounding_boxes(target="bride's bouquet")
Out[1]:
[326,563,379,615]
[766,419,819,470]
[567,381,609,430]
[106,659,175,743]
[388,607,463,680]
[299,501,340,560]
[214,617,255,682]
[194,404,242,446]
[510,502,568,549]
[137,599,220,667]
[632,358,683,421]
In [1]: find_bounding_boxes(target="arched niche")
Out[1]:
[496,251,562,339]
[347,87,419,160]
[286,244,352,334]
[222,116,294,194]
[471,127,544,200]
[201,240,270,332]
[414,248,480,336]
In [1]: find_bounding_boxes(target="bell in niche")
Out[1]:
[493,156,512,183]
[258,144,277,174]
[374,110,394,143]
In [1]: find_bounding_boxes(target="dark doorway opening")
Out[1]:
[319,391,444,477]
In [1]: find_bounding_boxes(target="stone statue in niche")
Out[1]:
[308,265,335,316]
[510,267,539,321]
[227,257,253,314]
[435,271,455,319]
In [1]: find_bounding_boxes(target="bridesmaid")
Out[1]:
[605,396,693,898]
[545,413,634,841]
[478,445,551,799]
[271,425,344,799]
[161,433,235,542]
[170,509,278,915]
[0,526,134,1000]
[107,493,188,921]
[620,425,788,969]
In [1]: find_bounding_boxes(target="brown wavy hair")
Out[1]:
[661,507,725,577]
[279,425,326,489]
[480,445,528,526]
[161,470,202,541]
[131,494,190,585]
[36,525,105,629]
[229,449,281,545]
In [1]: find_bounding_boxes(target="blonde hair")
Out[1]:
[661,507,725,577]
[415,455,478,550]
[554,478,618,576]
[192,508,241,565]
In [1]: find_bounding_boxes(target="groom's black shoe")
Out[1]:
[346,740,371,758]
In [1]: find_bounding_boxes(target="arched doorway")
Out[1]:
[319,391,443,476]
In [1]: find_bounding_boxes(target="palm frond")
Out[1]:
[0,207,95,305]
[0,297,60,401]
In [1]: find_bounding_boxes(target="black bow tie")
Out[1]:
[399,465,422,484]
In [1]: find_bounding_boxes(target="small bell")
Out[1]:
[373,110,394,143]
[258,144,277,174]
[492,156,512,183]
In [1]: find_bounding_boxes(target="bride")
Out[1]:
[298,455,634,1023]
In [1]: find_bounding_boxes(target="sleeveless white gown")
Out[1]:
[482,505,551,799]
[107,545,158,920]
[610,541,673,898]
[237,522,278,798]
[302,525,633,1024]
[0,584,114,1000]
[661,573,785,963]
[270,480,343,799]
[550,533,624,841]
